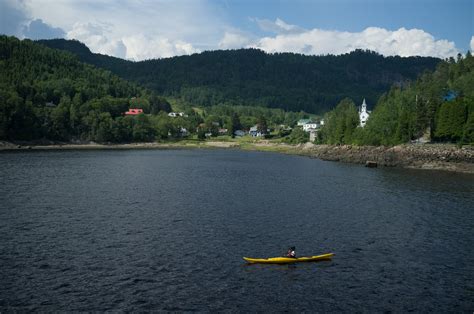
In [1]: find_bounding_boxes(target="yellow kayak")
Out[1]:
[243,253,334,264]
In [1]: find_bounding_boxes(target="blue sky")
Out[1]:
[220,0,472,48]
[1,0,472,60]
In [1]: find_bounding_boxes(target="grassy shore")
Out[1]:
[1,138,473,174]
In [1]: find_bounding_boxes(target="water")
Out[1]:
[0,149,473,312]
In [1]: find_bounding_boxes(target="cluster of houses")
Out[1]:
[122,98,371,140]
[124,110,189,118]
[197,125,269,138]
[293,98,371,141]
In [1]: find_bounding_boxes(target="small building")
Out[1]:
[45,101,56,107]
[125,108,143,115]
[297,119,311,126]
[218,128,228,135]
[303,121,320,132]
[234,130,245,137]
[179,127,188,137]
[249,126,259,137]
[443,91,458,101]
[168,112,188,118]
[359,99,371,127]
[249,125,264,137]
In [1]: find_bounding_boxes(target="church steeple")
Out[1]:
[359,98,370,127]
[361,98,367,112]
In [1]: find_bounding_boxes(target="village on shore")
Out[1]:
[123,99,371,143]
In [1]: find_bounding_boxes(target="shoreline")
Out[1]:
[1,140,473,174]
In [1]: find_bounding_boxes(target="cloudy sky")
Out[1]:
[1,0,472,61]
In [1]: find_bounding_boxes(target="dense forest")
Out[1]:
[0,35,171,142]
[318,53,474,145]
[38,39,440,113]
[0,36,307,143]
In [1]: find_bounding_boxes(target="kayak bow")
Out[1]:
[243,253,334,264]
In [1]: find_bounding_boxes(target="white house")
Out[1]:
[297,119,311,126]
[359,99,371,127]
[249,125,270,137]
[249,125,263,137]
[303,121,320,132]
[179,127,188,137]
[168,112,188,118]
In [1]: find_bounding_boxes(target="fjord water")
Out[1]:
[1,149,473,312]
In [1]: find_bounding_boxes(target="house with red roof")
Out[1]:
[124,108,143,115]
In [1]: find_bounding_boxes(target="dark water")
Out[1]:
[0,149,473,312]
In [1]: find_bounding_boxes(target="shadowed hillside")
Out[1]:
[38,39,441,113]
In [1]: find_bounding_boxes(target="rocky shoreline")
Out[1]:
[1,140,473,174]
[298,143,474,174]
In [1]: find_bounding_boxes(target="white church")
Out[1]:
[359,98,371,127]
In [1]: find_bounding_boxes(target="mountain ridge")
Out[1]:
[37,38,441,113]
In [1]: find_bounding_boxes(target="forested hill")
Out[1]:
[0,35,170,141]
[318,53,474,146]
[38,39,441,113]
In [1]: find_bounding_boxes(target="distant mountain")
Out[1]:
[37,38,131,73]
[38,39,441,113]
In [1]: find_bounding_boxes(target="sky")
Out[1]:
[1,0,473,61]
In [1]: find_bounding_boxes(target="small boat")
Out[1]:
[243,253,334,264]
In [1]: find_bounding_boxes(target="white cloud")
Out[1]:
[3,2,463,60]
[218,31,251,49]
[67,22,127,59]
[23,19,65,39]
[251,24,459,58]
[122,34,199,60]
[67,23,198,60]
[471,36,474,51]
[253,18,305,34]
[21,0,224,59]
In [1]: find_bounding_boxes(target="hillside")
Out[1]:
[38,39,441,113]
[0,35,170,141]
[318,53,474,145]
[0,36,307,143]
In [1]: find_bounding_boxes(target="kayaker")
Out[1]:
[286,246,296,258]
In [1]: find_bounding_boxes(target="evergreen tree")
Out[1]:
[256,116,268,134]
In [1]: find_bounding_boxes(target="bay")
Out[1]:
[0,149,473,311]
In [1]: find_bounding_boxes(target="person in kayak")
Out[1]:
[286,246,296,258]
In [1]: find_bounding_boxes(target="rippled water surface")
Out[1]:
[1,149,473,311]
